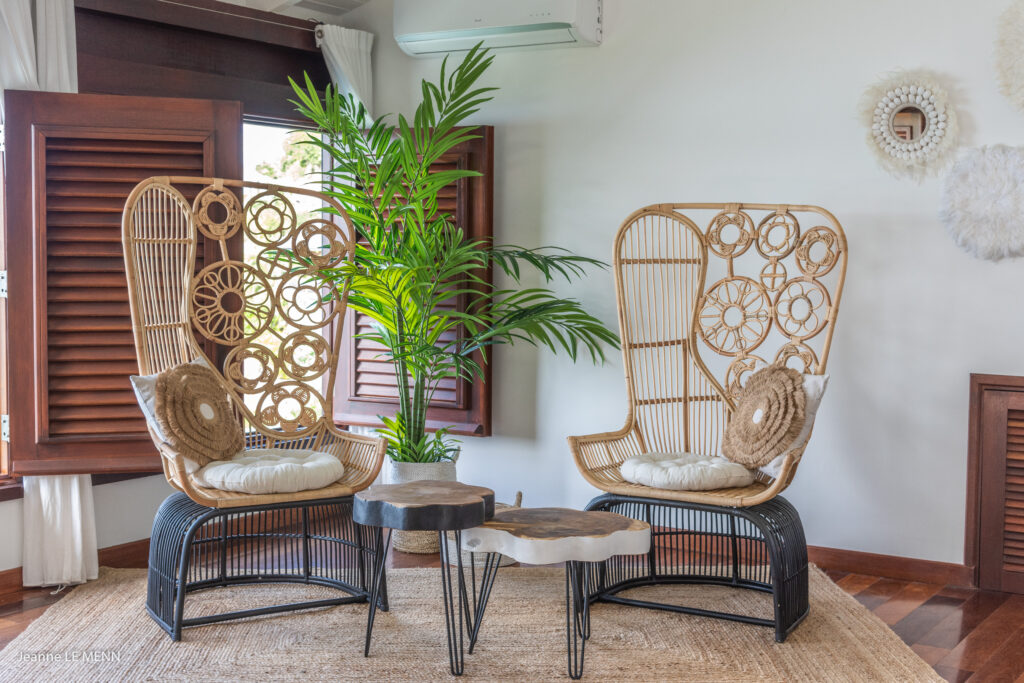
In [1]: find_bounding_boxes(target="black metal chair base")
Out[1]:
[584,493,809,643]
[147,492,384,641]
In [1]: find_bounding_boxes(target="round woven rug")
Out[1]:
[0,566,939,682]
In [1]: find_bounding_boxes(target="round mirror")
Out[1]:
[890,106,927,142]
[863,72,957,179]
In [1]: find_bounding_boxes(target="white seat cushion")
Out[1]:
[192,448,344,495]
[620,453,755,491]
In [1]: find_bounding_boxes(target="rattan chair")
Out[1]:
[122,176,387,640]
[568,203,847,641]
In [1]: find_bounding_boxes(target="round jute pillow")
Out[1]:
[723,364,806,468]
[154,363,245,467]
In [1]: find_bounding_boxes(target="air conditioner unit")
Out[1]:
[394,0,602,58]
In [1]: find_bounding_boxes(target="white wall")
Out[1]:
[343,0,1024,565]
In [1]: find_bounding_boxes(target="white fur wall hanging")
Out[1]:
[861,70,958,180]
[996,0,1024,113]
[939,145,1024,261]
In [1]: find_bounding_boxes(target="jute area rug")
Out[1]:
[0,566,939,682]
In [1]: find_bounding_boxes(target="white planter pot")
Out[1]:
[386,455,458,554]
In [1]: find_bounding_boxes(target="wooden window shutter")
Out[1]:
[976,387,1024,593]
[334,127,494,436]
[2,90,241,475]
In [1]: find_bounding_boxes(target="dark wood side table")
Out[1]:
[461,507,651,680]
[354,479,495,676]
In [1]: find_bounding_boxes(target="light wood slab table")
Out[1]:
[461,507,651,679]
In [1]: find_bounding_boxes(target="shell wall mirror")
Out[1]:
[861,70,958,179]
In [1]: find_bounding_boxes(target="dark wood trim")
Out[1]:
[74,0,319,51]
[808,546,973,587]
[0,538,149,597]
[0,566,21,597]
[97,538,150,568]
[966,373,1024,590]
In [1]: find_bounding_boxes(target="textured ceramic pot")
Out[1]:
[385,455,458,554]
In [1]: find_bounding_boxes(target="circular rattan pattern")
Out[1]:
[794,227,839,277]
[280,331,330,380]
[253,246,295,282]
[759,260,788,293]
[722,364,806,468]
[277,273,336,329]
[725,354,767,401]
[153,363,245,467]
[775,342,819,374]
[755,211,801,259]
[257,382,323,434]
[774,279,830,340]
[244,191,297,247]
[706,210,754,258]
[193,186,242,241]
[697,277,772,356]
[223,343,279,394]
[292,219,349,270]
[191,262,273,345]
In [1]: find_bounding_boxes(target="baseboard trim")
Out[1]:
[0,538,150,597]
[0,541,976,596]
[808,545,974,587]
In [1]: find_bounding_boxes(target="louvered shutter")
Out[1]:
[3,90,241,474]
[978,390,1024,593]
[334,129,493,436]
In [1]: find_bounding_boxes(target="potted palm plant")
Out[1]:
[288,46,618,550]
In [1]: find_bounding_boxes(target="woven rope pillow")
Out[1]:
[723,364,806,469]
[153,363,245,467]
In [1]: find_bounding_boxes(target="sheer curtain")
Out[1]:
[0,0,97,587]
[316,24,375,118]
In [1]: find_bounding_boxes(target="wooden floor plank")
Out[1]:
[933,664,972,683]
[917,590,1010,650]
[873,582,945,625]
[854,577,906,611]
[967,626,1024,681]
[892,594,971,645]
[911,643,951,666]
[835,572,880,594]
[938,595,1024,673]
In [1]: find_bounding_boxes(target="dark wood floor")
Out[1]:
[1,553,1022,681]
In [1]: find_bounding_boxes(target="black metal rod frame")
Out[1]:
[584,493,810,643]
[147,492,384,641]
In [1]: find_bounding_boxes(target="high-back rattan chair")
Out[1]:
[122,176,386,640]
[569,203,847,641]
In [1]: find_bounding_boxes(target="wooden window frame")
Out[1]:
[334,128,495,436]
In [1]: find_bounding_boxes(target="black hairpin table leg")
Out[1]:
[467,552,502,654]
[438,530,474,675]
[363,526,392,657]
[566,561,592,680]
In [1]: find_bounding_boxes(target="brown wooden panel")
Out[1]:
[74,1,330,122]
[333,129,494,436]
[971,377,1024,594]
[3,90,242,474]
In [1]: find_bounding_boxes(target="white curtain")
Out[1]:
[0,0,97,587]
[317,24,374,119]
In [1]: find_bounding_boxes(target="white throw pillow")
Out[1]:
[192,448,344,495]
[757,374,829,479]
[620,453,756,491]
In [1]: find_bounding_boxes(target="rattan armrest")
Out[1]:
[567,423,645,492]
